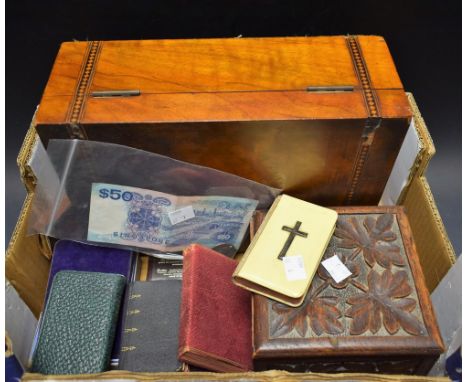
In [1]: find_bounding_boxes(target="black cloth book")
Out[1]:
[118,280,182,372]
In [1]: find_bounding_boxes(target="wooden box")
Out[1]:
[252,207,443,374]
[34,36,411,205]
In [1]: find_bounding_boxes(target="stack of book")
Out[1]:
[29,196,443,376]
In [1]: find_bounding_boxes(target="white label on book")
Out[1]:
[321,255,352,283]
[168,205,195,225]
[283,256,307,281]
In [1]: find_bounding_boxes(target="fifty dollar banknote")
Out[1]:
[88,183,258,252]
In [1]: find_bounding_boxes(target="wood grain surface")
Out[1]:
[252,206,444,375]
[35,36,412,205]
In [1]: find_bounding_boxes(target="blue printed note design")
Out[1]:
[88,183,258,252]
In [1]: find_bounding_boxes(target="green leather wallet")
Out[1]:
[31,270,126,375]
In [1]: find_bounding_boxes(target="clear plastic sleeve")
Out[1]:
[28,139,280,252]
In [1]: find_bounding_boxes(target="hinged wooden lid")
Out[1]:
[36,36,411,125]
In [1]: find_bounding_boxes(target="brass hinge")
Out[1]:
[306,85,354,92]
[91,90,141,98]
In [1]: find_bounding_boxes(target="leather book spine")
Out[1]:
[116,283,135,370]
[178,246,195,357]
[118,280,182,372]
[178,244,253,372]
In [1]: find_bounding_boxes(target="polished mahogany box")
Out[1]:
[34,36,411,205]
[252,207,443,375]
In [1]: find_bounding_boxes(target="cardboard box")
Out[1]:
[6,94,455,381]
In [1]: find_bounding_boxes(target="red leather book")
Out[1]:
[178,244,253,372]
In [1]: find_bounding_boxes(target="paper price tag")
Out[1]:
[321,255,352,283]
[168,206,195,225]
[283,256,307,281]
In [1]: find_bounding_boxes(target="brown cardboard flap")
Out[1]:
[22,370,449,381]
[395,93,436,205]
[5,193,51,318]
[17,112,39,192]
[406,93,436,177]
[403,176,456,292]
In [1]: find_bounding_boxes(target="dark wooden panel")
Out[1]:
[252,207,444,375]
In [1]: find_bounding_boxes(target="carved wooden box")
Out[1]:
[34,36,412,206]
[252,206,443,375]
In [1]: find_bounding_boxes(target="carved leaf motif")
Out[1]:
[307,296,343,336]
[271,288,343,337]
[271,301,309,337]
[345,269,425,336]
[335,214,404,268]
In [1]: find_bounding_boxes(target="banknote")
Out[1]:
[88,183,258,252]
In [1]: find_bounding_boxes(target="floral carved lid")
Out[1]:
[253,207,444,358]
